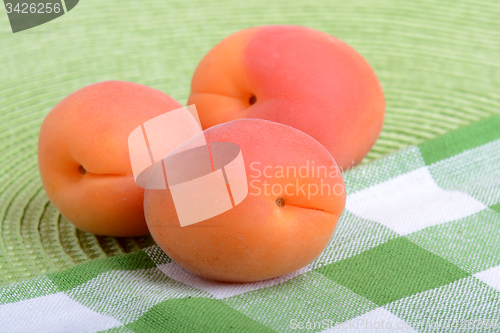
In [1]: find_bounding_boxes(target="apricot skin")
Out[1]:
[144,119,346,282]
[38,81,183,236]
[188,25,385,169]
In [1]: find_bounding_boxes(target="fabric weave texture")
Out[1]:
[1,115,499,332]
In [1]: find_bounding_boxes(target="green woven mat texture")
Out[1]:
[0,0,499,286]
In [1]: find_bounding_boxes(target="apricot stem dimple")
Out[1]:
[276,197,285,207]
[78,165,86,175]
[249,95,257,105]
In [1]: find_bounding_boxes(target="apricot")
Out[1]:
[144,119,346,282]
[188,25,385,169]
[38,81,184,236]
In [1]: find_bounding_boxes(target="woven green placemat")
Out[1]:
[0,0,499,286]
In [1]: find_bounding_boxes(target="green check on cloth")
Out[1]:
[1,114,499,332]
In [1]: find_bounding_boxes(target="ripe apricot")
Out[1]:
[188,25,385,169]
[144,119,346,282]
[38,81,183,236]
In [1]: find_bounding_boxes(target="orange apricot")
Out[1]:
[188,25,385,169]
[38,81,183,236]
[144,119,346,282]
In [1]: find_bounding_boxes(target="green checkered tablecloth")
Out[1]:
[1,115,499,332]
